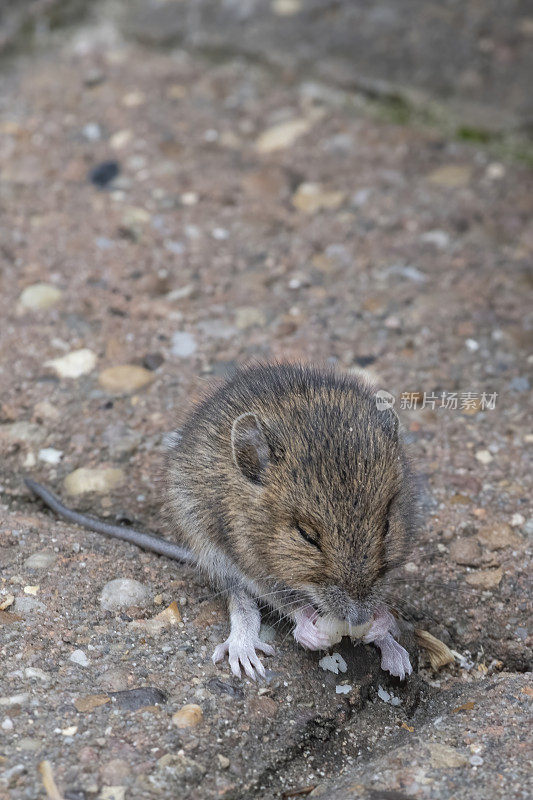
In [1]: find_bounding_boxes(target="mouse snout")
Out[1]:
[320,586,372,626]
[346,603,372,627]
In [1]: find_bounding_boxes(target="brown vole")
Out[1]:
[26,363,418,681]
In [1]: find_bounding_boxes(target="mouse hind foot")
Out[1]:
[212,589,274,680]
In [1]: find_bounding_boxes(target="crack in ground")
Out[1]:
[238,672,430,800]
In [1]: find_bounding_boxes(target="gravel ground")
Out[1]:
[0,5,532,799]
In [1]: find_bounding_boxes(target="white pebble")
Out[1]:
[46,348,97,379]
[24,551,56,569]
[465,339,479,352]
[70,649,89,667]
[19,283,62,310]
[420,230,450,249]
[100,578,151,612]
[170,331,197,357]
[82,123,102,141]
[38,448,63,465]
[2,718,14,731]
[335,684,351,694]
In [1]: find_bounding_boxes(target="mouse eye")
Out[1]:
[295,523,321,550]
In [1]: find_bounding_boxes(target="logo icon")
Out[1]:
[375,389,395,410]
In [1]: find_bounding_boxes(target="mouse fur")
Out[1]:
[165,363,418,679]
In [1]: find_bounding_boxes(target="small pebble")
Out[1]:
[110,687,166,710]
[475,450,493,465]
[46,348,97,379]
[292,182,345,214]
[272,0,302,15]
[255,118,312,153]
[172,704,203,728]
[89,160,120,188]
[19,283,62,311]
[122,90,145,107]
[110,130,132,149]
[216,754,230,769]
[449,537,482,566]
[82,123,102,142]
[64,467,125,496]
[143,352,164,371]
[13,596,47,614]
[98,365,154,393]
[100,578,151,612]
[420,230,450,249]
[170,331,197,357]
[485,162,505,180]
[510,513,525,527]
[70,649,89,667]
[38,447,63,465]
[24,551,56,569]
[427,165,472,187]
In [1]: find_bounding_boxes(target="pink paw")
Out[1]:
[212,635,274,680]
[293,606,335,651]
[376,633,412,681]
[364,607,412,680]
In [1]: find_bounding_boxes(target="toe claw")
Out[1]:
[212,643,227,664]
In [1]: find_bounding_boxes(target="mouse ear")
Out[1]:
[231,412,270,484]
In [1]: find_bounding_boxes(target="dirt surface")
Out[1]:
[0,4,532,799]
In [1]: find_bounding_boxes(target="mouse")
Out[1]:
[25,363,418,681]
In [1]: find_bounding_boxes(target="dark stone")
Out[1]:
[206,677,245,698]
[89,160,120,188]
[143,352,164,371]
[355,355,377,367]
[109,687,167,709]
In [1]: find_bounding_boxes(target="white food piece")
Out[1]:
[318,652,347,675]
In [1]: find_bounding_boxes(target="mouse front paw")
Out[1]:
[374,633,413,681]
[212,635,274,681]
[292,606,335,651]
[362,607,412,680]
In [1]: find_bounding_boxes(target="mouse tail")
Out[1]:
[24,478,196,564]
